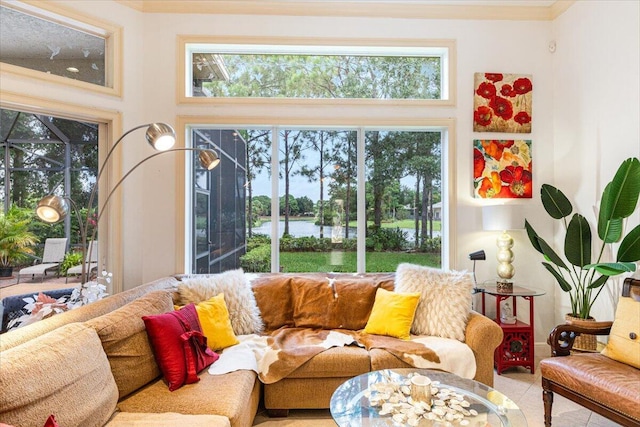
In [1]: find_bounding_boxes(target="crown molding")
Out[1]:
[115,1,575,21]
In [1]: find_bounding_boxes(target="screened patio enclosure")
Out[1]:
[0,108,98,252]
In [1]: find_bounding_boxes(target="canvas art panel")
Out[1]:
[474,139,532,199]
[473,73,532,133]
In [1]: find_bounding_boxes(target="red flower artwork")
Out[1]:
[485,73,503,82]
[500,84,516,97]
[474,106,493,127]
[474,139,532,199]
[476,82,496,99]
[513,77,533,95]
[473,73,532,133]
[514,111,531,124]
[489,96,513,120]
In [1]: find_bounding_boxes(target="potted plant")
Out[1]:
[0,208,39,277]
[525,157,640,337]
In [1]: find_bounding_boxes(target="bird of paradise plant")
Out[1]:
[525,157,640,319]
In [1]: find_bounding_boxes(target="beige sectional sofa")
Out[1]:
[0,270,503,427]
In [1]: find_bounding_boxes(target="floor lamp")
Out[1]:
[35,122,220,286]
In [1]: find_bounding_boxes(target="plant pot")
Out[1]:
[0,266,13,277]
[565,314,598,351]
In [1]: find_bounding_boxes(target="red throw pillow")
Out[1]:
[143,303,219,391]
[43,415,59,427]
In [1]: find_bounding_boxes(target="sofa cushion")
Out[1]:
[540,353,640,422]
[251,275,294,330]
[0,322,119,427]
[117,370,259,427]
[143,304,219,391]
[601,295,640,368]
[85,290,174,399]
[364,288,420,340]
[332,278,379,329]
[285,345,371,378]
[0,276,179,352]
[290,276,379,329]
[291,276,334,328]
[395,264,472,342]
[106,412,230,427]
[178,269,264,335]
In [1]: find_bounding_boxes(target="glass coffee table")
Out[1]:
[330,369,527,426]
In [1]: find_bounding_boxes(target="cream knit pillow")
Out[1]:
[395,263,472,342]
[178,269,264,335]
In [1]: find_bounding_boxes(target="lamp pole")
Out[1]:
[36,123,219,287]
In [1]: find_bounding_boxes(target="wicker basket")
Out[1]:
[564,314,598,351]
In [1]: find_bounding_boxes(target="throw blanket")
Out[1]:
[208,328,476,383]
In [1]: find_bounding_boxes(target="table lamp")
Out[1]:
[482,204,524,291]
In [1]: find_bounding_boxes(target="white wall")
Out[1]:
[550,0,640,323]
[1,1,638,344]
[138,11,555,340]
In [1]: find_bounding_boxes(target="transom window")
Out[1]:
[185,42,451,100]
[0,1,122,96]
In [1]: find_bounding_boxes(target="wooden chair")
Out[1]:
[540,277,640,427]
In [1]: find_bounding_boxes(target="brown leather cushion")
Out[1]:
[252,275,294,331]
[291,276,379,329]
[540,353,640,422]
[332,278,378,329]
[291,276,335,328]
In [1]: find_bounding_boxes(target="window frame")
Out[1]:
[177,36,456,107]
[0,90,123,293]
[0,0,123,97]
[176,116,456,274]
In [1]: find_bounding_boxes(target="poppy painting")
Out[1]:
[473,73,532,133]
[474,139,532,199]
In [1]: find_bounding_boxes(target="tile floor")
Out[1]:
[252,360,622,426]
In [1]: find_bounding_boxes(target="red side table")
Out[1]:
[479,284,545,374]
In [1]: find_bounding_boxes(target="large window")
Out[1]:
[184,40,452,273]
[188,125,444,274]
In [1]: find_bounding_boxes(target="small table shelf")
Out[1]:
[479,284,545,375]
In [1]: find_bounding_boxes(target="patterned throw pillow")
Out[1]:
[143,304,219,391]
[395,263,472,342]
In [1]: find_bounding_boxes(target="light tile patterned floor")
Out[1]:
[252,360,622,426]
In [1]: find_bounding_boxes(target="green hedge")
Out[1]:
[240,243,271,272]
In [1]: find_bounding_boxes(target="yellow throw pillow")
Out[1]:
[601,296,640,368]
[180,293,239,351]
[364,288,420,340]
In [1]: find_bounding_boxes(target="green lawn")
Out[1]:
[279,251,441,273]
[347,219,441,231]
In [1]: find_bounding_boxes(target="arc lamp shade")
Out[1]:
[36,195,70,223]
[146,123,176,151]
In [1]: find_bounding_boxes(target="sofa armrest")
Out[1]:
[464,310,503,386]
[547,321,613,357]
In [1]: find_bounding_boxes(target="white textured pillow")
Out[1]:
[178,269,264,335]
[395,263,472,342]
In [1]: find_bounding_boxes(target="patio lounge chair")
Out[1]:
[65,240,98,283]
[16,238,68,283]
